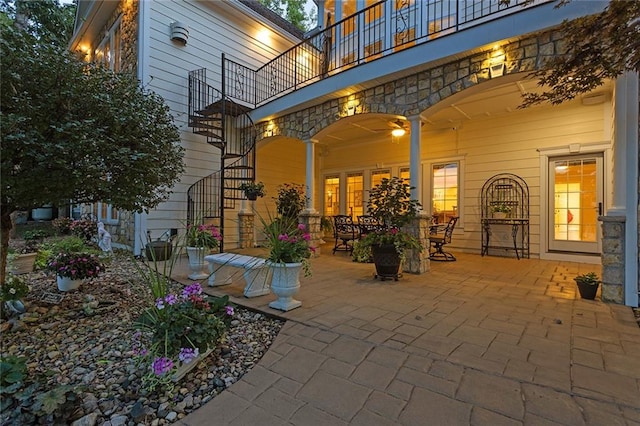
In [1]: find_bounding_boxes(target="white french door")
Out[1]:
[548,154,603,254]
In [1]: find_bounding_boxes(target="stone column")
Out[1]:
[599,71,639,306]
[402,212,431,274]
[238,211,255,249]
[299,211,323,256]
[600,216,625,304]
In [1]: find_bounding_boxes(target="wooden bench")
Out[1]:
[204,253,271,298]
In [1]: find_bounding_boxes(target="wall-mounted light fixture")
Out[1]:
[170,22,189,45]
[489,46,506,78]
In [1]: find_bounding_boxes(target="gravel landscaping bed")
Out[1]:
[1,251,284,426]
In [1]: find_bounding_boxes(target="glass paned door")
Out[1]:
[548,154,603,254]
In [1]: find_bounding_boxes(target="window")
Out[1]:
[371,169,390,188]
[346,173,364,218]
[432,162,458,223]
[92,202,119,225]
[324,175,340,216]
[95,19,122,71]
[93,202,119,224]
[399,167,410,183]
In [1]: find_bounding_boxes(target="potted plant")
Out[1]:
[362,177,422,281]
[8,229,48,274]
[133,283,234,387]
[574,272,600,300]
[492,204,511,219]
[47,251,106,291]
[185,223,222,280]
[238,181,266,201]
[259,213,315,311]
[1,273,29,317]
[274,183,307,219]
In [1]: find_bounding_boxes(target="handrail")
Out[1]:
[224,0,539,108]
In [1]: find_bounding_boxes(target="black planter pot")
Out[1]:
[371,244,402,281]
[245,191,259,201]
[575,279,599,300]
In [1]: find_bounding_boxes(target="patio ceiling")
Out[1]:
[317,78,612,146]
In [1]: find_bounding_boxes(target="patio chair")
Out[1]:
[332,215,357,255]
[357,215,386,239]
[429,216,458,261]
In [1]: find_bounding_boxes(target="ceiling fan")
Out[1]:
[368,118,409,138]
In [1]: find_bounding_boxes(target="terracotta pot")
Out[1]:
[11,252,37,274]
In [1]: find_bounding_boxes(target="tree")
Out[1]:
[258,0,314,32]
[515,0,639,106]
[0,2,185,283]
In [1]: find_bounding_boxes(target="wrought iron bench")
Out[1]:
[357,215,386,238]
[332,215,358,255]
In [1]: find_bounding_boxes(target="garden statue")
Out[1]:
[97,222,112,252]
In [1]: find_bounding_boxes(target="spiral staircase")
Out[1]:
[187,68,258,251]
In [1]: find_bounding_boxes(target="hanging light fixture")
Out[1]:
[391,128,406,137]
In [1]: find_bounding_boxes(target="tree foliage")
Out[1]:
[518,0,639,106]
[258,0,315,32]
[0,0,185,282]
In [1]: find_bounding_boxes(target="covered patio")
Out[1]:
[173,244,640,425]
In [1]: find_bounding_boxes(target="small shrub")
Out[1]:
[52,217,74,235]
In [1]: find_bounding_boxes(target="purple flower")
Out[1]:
[225,305,234,316]
[297,223,306,231]
[178,347,200,364]
[151,357,174,376]
[155,298,165,310]
[182,283,203,299]
[164,294,178,305]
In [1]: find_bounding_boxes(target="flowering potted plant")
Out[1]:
[133,282,234,390]
[186,223,222,249]
[1,273,29,317]
[259,213,315,311]
[238,181,266,200]
[360,177,422,280]
[47,251,106,291]
[185,223,222,280]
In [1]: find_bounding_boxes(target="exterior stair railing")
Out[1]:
[223,0,537,108]
[187,68,257,251]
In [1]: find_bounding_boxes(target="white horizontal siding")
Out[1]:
[142,0,299,241]
[320,99,608,257]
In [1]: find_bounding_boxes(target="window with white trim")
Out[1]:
[92,202,119,225]
[431,162,459,224]
[95,18,122,71]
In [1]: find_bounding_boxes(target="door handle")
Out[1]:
[598,202,603,215]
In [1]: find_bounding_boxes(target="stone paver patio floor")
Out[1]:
[174,246,640,425]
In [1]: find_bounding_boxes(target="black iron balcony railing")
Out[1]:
[224,0,538,108]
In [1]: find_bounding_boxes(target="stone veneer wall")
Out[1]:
[600,216,626,304]
[238,212,255,249]
[254,29,566,141]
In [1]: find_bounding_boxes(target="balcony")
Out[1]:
[223,0,547,110]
